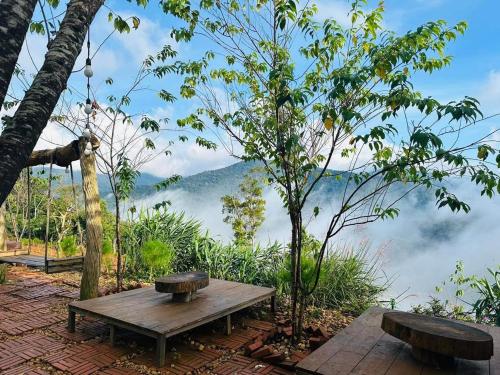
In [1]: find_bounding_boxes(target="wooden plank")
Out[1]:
[70,279,275,338]
[298,307,497,375]
[385,346,423,375]
[46,256,84,266]
[350,333,405,375]
[297,307,387,374]
[0,250,30,257]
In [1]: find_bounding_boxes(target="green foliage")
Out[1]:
[193,240,282,286]
[411,297,471,322]
[278,239,386,314]
[102,238,113,255]
[60,235,78,257]
[123,209,204,277]
[470,269,500,326]
[0,264,7,284]
[413,261,500,326]
[141,240,175,278]
[163,0,499,334]
[221,173,266,245]
[116,158,141,201]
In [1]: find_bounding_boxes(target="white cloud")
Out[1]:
[314,0,351,27]
[478,70,500,113]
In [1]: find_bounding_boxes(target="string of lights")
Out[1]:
[82,2,93,156]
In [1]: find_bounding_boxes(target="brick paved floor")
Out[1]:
[0,266,296,374]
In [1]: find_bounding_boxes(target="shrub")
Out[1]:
[0,264,7,284]
[413,261,500,326]
[60,235,78,257]
[193,239,282,287]
[101,238,114,273]
[278,241,387,315]
[141,240,175,279]
[123,209,203,275]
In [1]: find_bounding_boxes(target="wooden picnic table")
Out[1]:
[296,306,500,375]
[68,278,276,367]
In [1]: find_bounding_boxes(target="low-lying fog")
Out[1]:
[133,179,499,310]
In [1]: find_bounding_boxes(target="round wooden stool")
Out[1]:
[155,271,209,302]
[382,311,493,369]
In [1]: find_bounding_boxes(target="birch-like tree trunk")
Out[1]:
[79,138,103,300]
[0,0,38,108]
[0,0,104,205]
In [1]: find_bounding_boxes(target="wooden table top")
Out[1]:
[296,307,500,375]
[70,278,275,337]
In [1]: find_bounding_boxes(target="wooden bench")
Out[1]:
[296,306,500,375]
[46,256,84,273]
[68,278,276,367]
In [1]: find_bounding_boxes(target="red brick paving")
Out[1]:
[134,345,223,374]
[44,342,129,374]
[1,364,50,375]
[213,354,293,375]
[48,318,109,342]
[0,266,301,374]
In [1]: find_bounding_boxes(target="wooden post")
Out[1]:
[79,137,103,300]
[226,314,232,336]
[156,335,167,367]
[68,309,76,332]
[0,202,7,253]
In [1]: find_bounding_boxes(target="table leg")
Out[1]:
[68,309,76,332]
[226,314,232,336]
[109,325,116,346]
[270,295,277,314]
[156,335,166,368]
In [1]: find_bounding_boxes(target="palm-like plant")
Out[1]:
[471,269,500,326]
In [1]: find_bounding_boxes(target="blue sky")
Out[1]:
[11,0,500,176]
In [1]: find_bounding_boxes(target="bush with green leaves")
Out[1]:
[60,235,78,257]
[123,209,203,276]
[193,239,282,287]
[141,240,175,279]
[278,240,386,315]
[412,261,500,326]
[101,238,114,273]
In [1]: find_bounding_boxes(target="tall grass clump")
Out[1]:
[123,209,203,277]
[193,239,283,287]
[278,238,387,315]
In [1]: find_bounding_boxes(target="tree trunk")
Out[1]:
[27,140,81,167]
[115,195,123,292]
[0,0,104,206]
[0,0,38,108]
[79,138,102,300]
[0,203,7,252]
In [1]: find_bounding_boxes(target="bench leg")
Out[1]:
[226,314,232,336]
[156,335,166,368]
[109,325,116,346]
[68,310,76,332]
[270,295,277,314]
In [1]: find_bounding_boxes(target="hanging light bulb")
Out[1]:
[82,128,91,139]
[84,98,92,115]
[84,58,93,78]
[84,141,92,156]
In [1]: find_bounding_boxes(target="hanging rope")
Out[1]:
[44,157,53,273]
[70,163,84,256]
[27,168,32,255]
